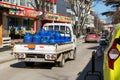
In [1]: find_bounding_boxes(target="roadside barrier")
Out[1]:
[2,37,11,47]
[84,51,102,80]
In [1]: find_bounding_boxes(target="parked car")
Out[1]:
[84,32,100,43]
[103,24,120,80]
[99,34,109,46]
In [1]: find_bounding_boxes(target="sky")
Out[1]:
[94,1,114,21]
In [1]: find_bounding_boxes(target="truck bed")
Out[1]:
[13,42,73,54]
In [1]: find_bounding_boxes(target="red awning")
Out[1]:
[47,0,56,4]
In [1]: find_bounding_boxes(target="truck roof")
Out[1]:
[43,23,72,27]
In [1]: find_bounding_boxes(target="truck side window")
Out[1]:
[54,25,59,31]
[44,26,47,30]
[49,25,53,30]
[66,27,70,34]
[66,26,71,37]
[60,26,65,34]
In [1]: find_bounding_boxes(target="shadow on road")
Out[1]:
[76,54,103,80]
[0,46,11,52]
[10,62,56,69]
[87,46,99,50]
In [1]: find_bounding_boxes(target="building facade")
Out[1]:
[0,0,71,39]
[56,0,71,16]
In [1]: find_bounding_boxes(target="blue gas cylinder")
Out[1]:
[65,36,71,42]
[23,32,33,43]
[33,33,41,44]
[49,36,56,44]
[55,31,61,39]
[40,36,51,43]
[55,31,61,43]
[39,28,46,36]
[49,30,56,36]
[61,36,65,43]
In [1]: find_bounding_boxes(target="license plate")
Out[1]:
[29,48,35,50]
[26,58,43,62]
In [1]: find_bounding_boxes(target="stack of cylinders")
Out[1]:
[33,33,41,44]
[23,28,71,44]
[23,32,32,43]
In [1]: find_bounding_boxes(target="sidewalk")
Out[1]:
[0,38,83,64]
[0,47,15,64]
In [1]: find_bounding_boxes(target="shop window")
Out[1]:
[3,0,9,2]
[46,2,50,12]
[50,3,53,12]
[23,18,34,30]
[10,0,16,4]
[20,0,26,6]
[8,17,18,27]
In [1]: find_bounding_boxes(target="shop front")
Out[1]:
[8,7,42,39]
[0,1,42,39]
[8,16,35,39]
[0,5,10,47]
[0,1,71,40]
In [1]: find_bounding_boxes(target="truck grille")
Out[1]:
[26,54,45,58]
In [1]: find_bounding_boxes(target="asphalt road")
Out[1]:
[0,42,103,80]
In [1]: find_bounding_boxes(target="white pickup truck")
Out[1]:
[13,23,77,67]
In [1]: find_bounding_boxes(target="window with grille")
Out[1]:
[20,0,26,6]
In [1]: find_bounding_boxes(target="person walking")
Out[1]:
[10,26,15,39]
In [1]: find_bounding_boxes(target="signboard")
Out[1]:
[45,13,72,23]
[0,2,42,18]
[0,1,71,23]
[9,8,42,18]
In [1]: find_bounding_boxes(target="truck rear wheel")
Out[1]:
[69,49,76,60]
[58,55,65,67]
[72,49,76,60]
[24,62,35,67]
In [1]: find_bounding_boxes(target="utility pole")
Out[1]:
[52,0,54,24]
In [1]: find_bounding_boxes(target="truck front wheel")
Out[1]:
[24,62,35,67]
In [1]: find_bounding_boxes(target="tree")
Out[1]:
[28,0,46,31]
[64,0,94,37]
[101,0,120,24]
[94,13,104,32]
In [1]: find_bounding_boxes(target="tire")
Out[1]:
[71,49,76,60]
[58,55,65,67]
[69,49,76,60]
[24,62,35,67]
